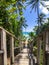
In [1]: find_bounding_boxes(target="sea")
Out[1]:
[23,32,30,37]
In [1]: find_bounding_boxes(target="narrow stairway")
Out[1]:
[14,48,34,65]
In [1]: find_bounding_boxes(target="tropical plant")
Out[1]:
[36,13,46,26]
[27,0,39,26]
[29,32,35,39]
[27,0,47,29]
[0,0,27,38]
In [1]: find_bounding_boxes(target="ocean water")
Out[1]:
[23,32,30,37]
[23,32,29,35]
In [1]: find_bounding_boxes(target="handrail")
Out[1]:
[0,27,19,40]
[14,47,20,49]
[0,50,4,54]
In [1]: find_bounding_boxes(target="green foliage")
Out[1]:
[36,19,49,35]
[36,13,46,26]
[27,0,39,11]
[21,35,27,41]
[0,0,27,38]
[0,0,27,49]
[29,32,35,39]
[15,40,19,47]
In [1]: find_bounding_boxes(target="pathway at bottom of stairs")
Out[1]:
[14,48,34,65]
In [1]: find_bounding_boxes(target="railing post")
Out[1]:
[46,31,49,65]
[10,36,14,65]
[47,31,49,65]
[46,31,49,51]
[43,32,46,65]
[1,29,7,65]
[37,37,41,65]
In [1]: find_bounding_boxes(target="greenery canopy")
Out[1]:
[0,0,27,38]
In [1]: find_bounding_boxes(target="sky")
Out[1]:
[23,1,49,32]
[23,5,38,32]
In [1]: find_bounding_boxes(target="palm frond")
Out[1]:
[40,1,46,7]
[27,0,35,5]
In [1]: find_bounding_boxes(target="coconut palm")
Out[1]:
[27,0,47,33]
[36,13,46,26]
[27,0,39,26]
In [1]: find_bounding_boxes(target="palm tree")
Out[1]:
[27,0,41,35]
[36,13,46,26]
[34,13,46,34]
[27,0,47,33]
[27,0,39,26]
[29,32,35,39]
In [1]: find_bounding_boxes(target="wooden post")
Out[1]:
[43,32,46,65]
[1,29,7,65]
[10,36,14,65]
[46,31,49,51]
[37,37,39,65]
[47,54,49,65]
[46,31,49,65]
[37,37,41,65]
[47,31,49,51]
[47,31,49,65]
